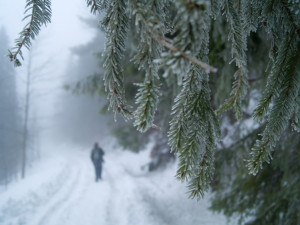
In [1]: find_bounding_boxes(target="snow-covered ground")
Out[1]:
[0,143,228,225]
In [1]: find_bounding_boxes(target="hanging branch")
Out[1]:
[102,0,131,120]
[8,0,52,66]
[86,0,108,14]
[131,1,165,132]
[156,36,218,73]
[248,37,300,175]
[167,1,220,199]
[215,0,249,119]
[132,0,218,74]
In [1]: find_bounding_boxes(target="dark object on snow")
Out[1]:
[148,136,175,171]
[91,142,105,182]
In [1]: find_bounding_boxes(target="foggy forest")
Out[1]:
[0,1,299,225]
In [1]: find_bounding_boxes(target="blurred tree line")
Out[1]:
[0,28,22,185]
[0,28,41,185]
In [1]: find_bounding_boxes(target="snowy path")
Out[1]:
[0,145,228,225]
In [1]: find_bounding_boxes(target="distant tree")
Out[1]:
[0,28,22,185]
[18,39,55,179]
[55,22,110,145]
[20,50,35,179]
[9,0,300,202]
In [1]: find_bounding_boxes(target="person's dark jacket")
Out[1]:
[91,146,104,163]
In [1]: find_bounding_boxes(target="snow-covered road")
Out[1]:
[0,145,228,225]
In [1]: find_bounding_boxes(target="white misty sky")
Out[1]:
[0,0,101,142]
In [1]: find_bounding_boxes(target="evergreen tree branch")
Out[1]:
[169,63,220,199]
[132,0,218,74]
[86,0,108,14]
[134,80,160,132]
[210,0,224,18]
[254,33,296,120]
[131,1,164,132]
[248,39,300,175]
[292,95,300,132]
[159,37,218,73]
[102,0,131,120]
[242,0,262,33]
[8,0,52,66]
[166,2,220,198]
[216,0,249,119]
[279,0,300,37]
[168,0,213,151]
[168,71,195,152]
[188,147,215,199]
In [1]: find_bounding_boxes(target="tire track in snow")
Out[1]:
[130,169,226,225]
[104,162,168,225]
[120,168,170,225]
[104,167,119,225]
[0,164,71,225]
[31,158,84,225]
[59,160,113,225]
[104,162,141,225]
[50,157,93,225]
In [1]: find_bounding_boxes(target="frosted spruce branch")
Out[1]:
[248,35,300,175]
[168,70,195,153]
[133,80,160,132]
[102,0,131,120]
[86,0,108,14]
[8,0,52,66]
[168,2,220,199]
[132,0,217,74]
[253,35,295,120]
[159,38,218,73]
[170,67,220,198]
[216,0,249,119]
[131,1,164,132]
[246,0,300,174]
[292,96,300,132]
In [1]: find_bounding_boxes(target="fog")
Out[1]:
[1,0,105,146]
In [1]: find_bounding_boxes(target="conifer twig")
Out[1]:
[133,1,218,74]
[8,0,51,66]
[157,36,218,73]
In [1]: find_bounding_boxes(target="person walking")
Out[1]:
[90,142,105,182]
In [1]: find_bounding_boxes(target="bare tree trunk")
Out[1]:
[21,56,31,179]
[4,159,8,189]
